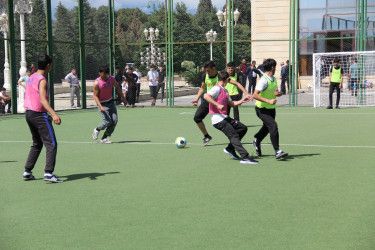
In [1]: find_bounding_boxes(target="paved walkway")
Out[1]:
[52,88,315,110]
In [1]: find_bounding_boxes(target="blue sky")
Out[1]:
[52,0,226,15]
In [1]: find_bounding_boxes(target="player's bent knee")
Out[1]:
[194,116,202,123]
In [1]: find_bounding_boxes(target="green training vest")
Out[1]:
[331,66,342,83]
[205,73,218,91]
[255,76,277,109]
[225,73,239,96]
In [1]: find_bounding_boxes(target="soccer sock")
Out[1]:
[101,134,108,140]
[96,128,100,131]
[204,133,211,138]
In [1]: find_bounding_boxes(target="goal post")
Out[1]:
[313,51,375,108]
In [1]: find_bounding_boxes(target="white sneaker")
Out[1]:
[100,138,112,144]
[92,128,100,140]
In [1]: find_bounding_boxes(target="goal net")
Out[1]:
[313,51,375,108]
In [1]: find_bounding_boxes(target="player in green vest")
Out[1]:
[252,58,288,159]
[226,61,247,121]
[327,58,344,109]
[191,61,251,146]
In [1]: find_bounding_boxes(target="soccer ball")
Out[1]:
[175,137,186,148]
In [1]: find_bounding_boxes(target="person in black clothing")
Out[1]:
[246,61,261,94]
[115,66,123,105]
[0,73,4,89]
[123,67,138,108]
[157,66,166,103]
[280,60,290,94]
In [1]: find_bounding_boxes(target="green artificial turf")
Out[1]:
[1,107,375,249]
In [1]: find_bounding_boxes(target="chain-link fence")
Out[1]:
[1,0,374,113]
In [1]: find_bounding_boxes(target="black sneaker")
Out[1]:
[326,106,333,109]
[275,150,288,159]
[252,139,262,156]
[22,172,36,181]
[223,148,240,160]
[44,175,63,183]
[203,135,212,146]
[240,156,259,164]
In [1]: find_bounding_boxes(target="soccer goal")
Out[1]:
[313,51,375,108]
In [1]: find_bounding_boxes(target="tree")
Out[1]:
[53,2,78,82]
[25,0,47,70]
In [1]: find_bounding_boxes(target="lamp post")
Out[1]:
[14,0,33,113]
[216,7,240,62]
[216,8,240,27]
[206,29,217,61]
[0,13,10,90]
[140,27,166,67]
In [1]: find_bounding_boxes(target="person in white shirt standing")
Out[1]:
[135,67,142,103]
[65,68,81,108]
[146,65,159,106]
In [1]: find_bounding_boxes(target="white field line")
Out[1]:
[1,140,374,149]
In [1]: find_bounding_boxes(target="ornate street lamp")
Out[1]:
[216,8,240,27]
[206,29,217,61]
[140,27,165,67]
[0,13,10,90]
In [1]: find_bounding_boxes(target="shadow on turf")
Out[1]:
[256,153,320,161]
[61,172,120,182]
[246,125,262,128]
[0,160,18,163]
[113,140,151,144]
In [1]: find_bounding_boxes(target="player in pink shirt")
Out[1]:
[204,70,258,164]
[92,65,126,143]
[22,54,63,183]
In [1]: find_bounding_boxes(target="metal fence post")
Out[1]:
[78,0,87,109]
[46,0,54,109]
[7,0,18,114]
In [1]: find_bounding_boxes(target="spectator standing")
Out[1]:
[18,70,31,89]
[0,87,11,114]
[246,60,261,94]
[327,58,344,109]
[114,66,123,105]
[64,68,81,108]
[349,58,360,96]
[157,66,166,103]
[22,54,63,183]
[280,60,290,94]
[198,67,205,83]
[135,67,142,103]
[238,59,248,97]
[121,81,128,106]
[147,65,159,106]
[123,67,138,107]
[30,64,36,74]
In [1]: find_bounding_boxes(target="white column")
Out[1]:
[19,13,27,78]
[210,42,213,61]
[3,31,10,90]
[17,13,27,113]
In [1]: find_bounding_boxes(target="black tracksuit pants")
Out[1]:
[254,107,279,151]
[329,82,341,107]
[24,110,57,174]
[213,117,249,158]
[227,94,240,121]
